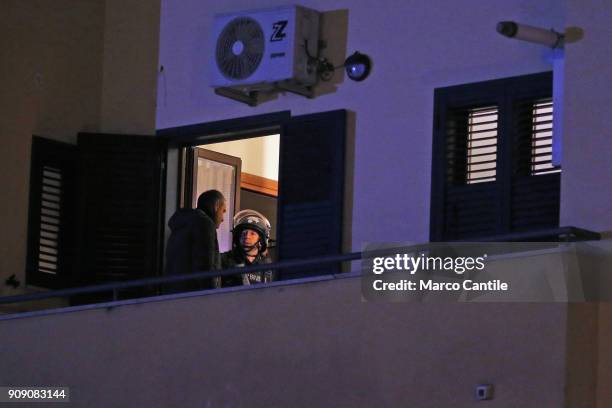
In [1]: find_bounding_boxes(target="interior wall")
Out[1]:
[156,0,566,249]
[0,0,105,300]
[203,134,280,180]
[195,156,236,252]
[240,189,277,242]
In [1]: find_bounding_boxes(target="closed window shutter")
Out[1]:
[442,106,500,239]
[431,72,558,241]
[277,110,346,279]
[74,133,166,297]
[26,137,77,288]
[515,98,559,176]
[511,97,561,231]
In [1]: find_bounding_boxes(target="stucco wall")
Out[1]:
[0,0,105,301]
[99,0,161,135]
[156,0,567,248]
[0,276,568,407]
[560,0,612,233]
[0,0,161,303]
[1,1,610,406]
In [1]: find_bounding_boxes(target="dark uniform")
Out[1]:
[164,208,221,292]
[220,248,274,286]
[218,209,275,288]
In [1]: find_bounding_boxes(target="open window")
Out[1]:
[25,110,347,296]
[183,134,279,256]
[168,110,346,279]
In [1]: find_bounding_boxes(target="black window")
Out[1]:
[430,72,560,241]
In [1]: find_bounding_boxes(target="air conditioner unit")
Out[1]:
[210,5,320,90]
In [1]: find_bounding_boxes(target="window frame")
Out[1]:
[158,109,347,280]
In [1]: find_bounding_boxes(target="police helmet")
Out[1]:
[232,209,271,251]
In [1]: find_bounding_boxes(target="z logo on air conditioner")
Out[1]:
[270,20,288,42]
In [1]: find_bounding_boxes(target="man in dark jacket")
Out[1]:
[164,190,226,293]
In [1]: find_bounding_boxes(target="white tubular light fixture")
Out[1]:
[496,21,564,48]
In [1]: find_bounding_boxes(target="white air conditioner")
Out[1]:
[210,5,320,90]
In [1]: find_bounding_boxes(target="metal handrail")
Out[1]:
[0,252,362,305]
[454,226,601,242]
[0,226,600,306]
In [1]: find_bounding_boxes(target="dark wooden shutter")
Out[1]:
[277,110,346,279]
[26,136,77,289]
[431,80,505,241]
[510,75,560,232]
[74,133,166,296]
[431,72,558,241]
[443,105,501,239]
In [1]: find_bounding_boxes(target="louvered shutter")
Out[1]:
[74,133,166,293]
[511,93,560,231]
[444,106,501,239]
[431,79,505,241]
[277,110,346,279]
[26,137,77,288]
[431,72,558,241]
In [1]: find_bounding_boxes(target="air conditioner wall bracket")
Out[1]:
[214,87,259,106]
[214,80,315,106]
[275,82,314,98]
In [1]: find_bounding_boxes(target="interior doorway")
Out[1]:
[193,148,241,252]
[165,109,347,281]
[190,133,280,257]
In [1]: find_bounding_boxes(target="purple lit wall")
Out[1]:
[157,0,610,251]
[560,0,612,233]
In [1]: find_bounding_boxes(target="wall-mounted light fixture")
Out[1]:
[497,21,573,167]
[496,21,564,48]
[311,50,373,82]
[344,52,372,82]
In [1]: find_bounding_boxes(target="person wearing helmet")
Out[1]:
[220,209,275,286]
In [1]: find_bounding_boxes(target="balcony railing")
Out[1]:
[0,226,600,311]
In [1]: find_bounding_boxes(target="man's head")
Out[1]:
[239,228,261,250]
[196,190,226,229]
[231,209,271,253]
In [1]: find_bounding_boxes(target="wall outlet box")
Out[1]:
[475,384,494,401]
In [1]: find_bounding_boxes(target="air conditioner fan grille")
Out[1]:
[216,17,265,80]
